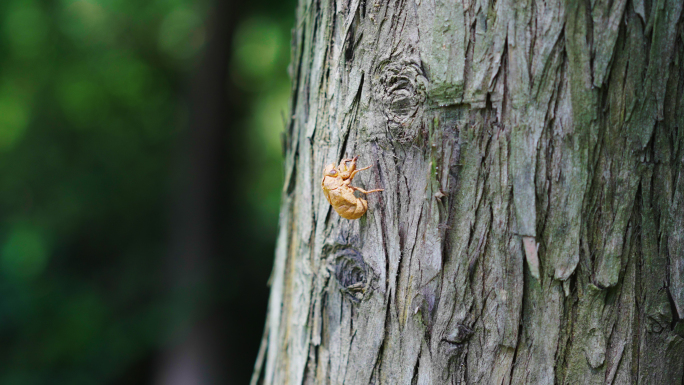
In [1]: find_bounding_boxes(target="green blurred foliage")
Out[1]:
[0,0,293,383]
[232,15,291,237]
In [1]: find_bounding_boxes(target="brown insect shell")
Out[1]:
[321,163,369,220]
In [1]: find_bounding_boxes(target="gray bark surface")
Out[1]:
[253,0,684,383]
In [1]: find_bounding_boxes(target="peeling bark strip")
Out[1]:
[253,0,684,383]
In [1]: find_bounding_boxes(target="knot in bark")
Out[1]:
[332,248,370,301]
[374,59,426,142]
[445,324,474,345]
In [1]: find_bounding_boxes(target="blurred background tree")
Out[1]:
[0,0,294,383]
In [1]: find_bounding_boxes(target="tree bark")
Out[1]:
[254,0,684,383]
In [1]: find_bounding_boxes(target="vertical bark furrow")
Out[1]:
[591,0,629,87]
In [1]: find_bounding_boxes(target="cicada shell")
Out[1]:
[321,156,383,220]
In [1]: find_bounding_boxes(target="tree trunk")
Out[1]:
[254,0,684,383]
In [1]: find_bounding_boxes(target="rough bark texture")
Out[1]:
[253,0,684,383]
